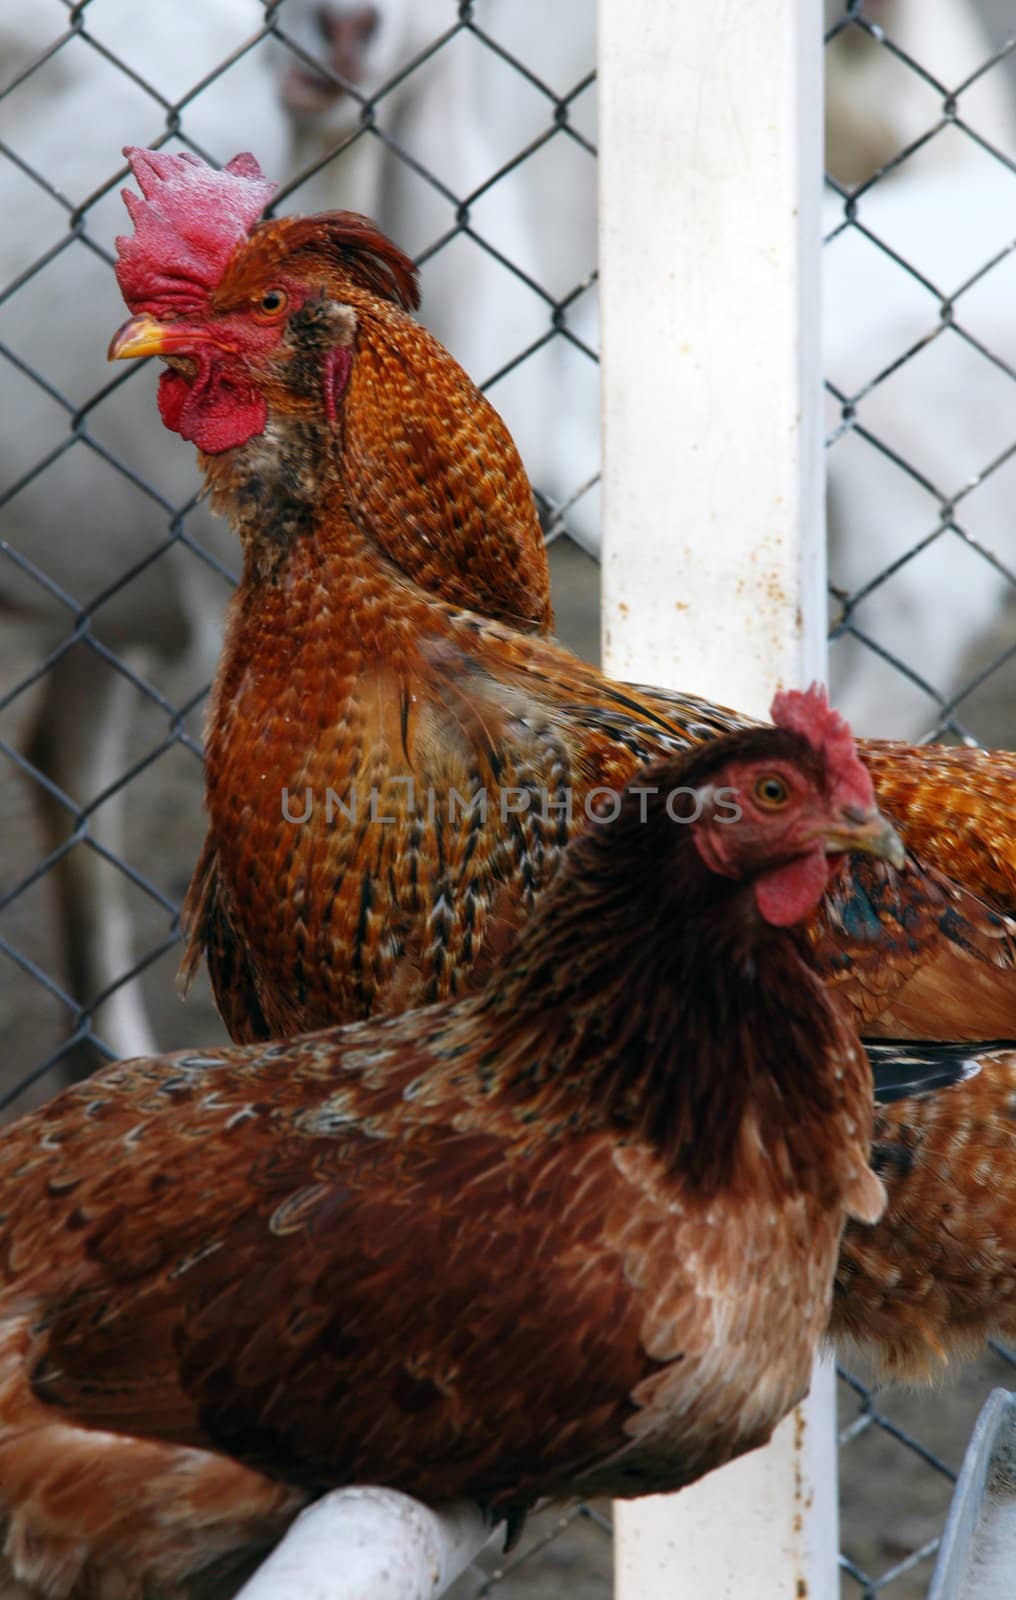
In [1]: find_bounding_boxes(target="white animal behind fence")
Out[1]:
[0,0,294,1062]
[825,0,1016,739]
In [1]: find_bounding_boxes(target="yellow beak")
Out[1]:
[824,810,906,870]
[108,313,189,361]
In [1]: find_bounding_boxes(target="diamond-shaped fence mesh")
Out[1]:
[825,3,1016,1594]
[0,2,1012,1595]
[825,0,1016,745]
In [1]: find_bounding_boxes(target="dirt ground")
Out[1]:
[1,542,1014,1597]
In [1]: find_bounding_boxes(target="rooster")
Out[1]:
[109,149,1016,1374]
[0,693,895,1599]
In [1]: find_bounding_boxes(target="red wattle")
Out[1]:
[157,371,189,434]
[156,368,267,454]
[754,847,829,927]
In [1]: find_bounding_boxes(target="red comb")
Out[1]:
[770,683,874,812]
[115,147,277,317]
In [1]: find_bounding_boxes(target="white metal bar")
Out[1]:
[235,1489,494,1600]
[928,1387,1016,1600]
[599,0,832,1595]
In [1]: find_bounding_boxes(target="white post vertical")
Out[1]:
[599,1,833,1598]
[599,0,825,713]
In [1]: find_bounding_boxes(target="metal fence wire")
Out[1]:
[0,2,1013,1596]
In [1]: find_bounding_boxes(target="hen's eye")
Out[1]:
[255,287,289,318]
[754,773,789,809]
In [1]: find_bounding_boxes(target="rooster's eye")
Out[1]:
[754,774,789,809]
[255,287,289,319]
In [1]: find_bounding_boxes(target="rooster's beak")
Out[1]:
[108,313,193,361]
[823,809,906,870]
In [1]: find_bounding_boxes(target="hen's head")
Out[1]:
[674,685,903,927]
[108,146,419,454]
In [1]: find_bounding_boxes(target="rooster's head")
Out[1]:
[108,146,419,454]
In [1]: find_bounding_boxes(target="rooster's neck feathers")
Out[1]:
[195,285,551,629]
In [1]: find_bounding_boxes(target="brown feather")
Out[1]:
[2,739,878,1593]
[833,1050,1016,1376]
[250,212,422,311]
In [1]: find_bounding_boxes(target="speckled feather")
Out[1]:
[832,1050,1016,1375]
[0,741,879,1597]
[188,488,1016,1047]
[108,166,1016,1383]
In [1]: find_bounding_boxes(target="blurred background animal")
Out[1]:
[0,1,291,1062]
[825,0,1016,737]
[295,0,1016,743]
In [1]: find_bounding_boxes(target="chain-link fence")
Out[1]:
[0,2,1013,1595]
[825,0,1016,744]
[825,3,1016,1593]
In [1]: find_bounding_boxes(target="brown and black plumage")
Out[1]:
[833,1049,1016,1375]
[107,149,1016,1376]
[0,702,891,1597]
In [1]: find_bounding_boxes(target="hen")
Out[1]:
[109,149,1016,1373]
[0,697,893,1599]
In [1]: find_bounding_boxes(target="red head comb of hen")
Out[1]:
[115,147,277,318]
[770,683,875,814]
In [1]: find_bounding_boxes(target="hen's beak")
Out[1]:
[823,808,905,870]
[108,313,194,361]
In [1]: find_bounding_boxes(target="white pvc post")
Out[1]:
[235,1489,493,1600]
[599,1,834,1598]
[599,0,826,714]
[612,1360,839,1600]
